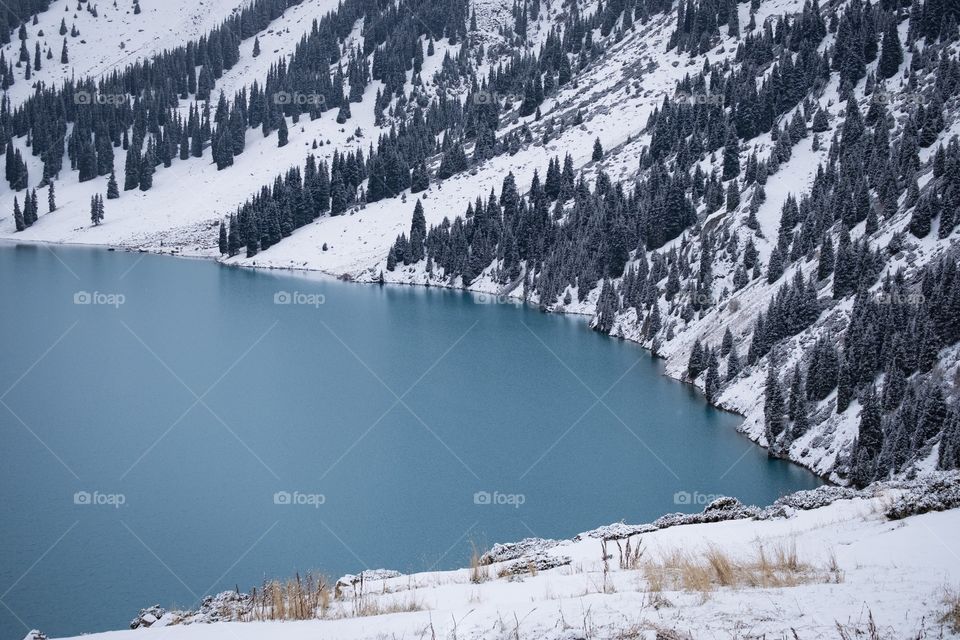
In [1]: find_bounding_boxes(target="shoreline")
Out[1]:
[0,233,832,483]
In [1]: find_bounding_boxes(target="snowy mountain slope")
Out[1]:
[43,476,960,640]
[1,0,251,106]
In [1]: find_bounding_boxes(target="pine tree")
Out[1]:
[705,350,721,403]
[764,366,787,445]
[13,197,24,232]
[594,279,618,333]
[244,211,259,258]
[688,340,707,379]
[410,199,427,238]
[727,0,740,36]
[592,137,604,161]
[818,234,834,279]
[227,215,241,257]
[107,171,119,199]
[218,221,228,255]
[858,386,883,456]
[908,194,933,238]
[252,36,261,57]
[124,142,141,190]
[47,181,56,212]
[411,161,429,193]
[721,327,734,356]
[139,144,155,191]
[336,101,351,124]
[60,38,68,64]
[726,345,742,380]
[90,194,104,225]
[726,180,740,211]
[767,246,785,283]
[722,129,741,180]
[878,18,903,79]
[277,117,289,147]
[836,356,855,412]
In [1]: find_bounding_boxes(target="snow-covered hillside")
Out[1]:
[1,0,251,106]
[36,474,960,640]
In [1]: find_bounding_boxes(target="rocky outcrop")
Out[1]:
[479,537,564,565]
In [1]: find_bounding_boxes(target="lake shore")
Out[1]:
[44,472,960,640]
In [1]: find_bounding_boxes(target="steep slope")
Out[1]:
[1,0,250,106]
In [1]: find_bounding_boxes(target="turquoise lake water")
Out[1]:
[0,242,819,637]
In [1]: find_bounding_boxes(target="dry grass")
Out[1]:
[941,586,960,633]
[249,572,331,621]
[470,541,489,584]
[244,570,424,622]
[640,540,839,596]
[616,536,645,570]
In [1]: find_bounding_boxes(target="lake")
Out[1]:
[0,242,819,638]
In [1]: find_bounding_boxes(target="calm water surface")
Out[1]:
[0,242,819,638]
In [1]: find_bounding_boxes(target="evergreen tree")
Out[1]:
[13,197,24,232]
[106,171,120,199]
[836,356,855,412]
[764,366,787,445]
[90,194,104,225]
[139,144,155,191]
[726,345,742,380]
[722,128,741,180]
[592,137,604,161]
[124,142,141,190]
[411,161,429,193]
[878,17,903,79]
[218,221,228,255]
[278,117,289,147]
[705,350,721,403]
[687,339,706,379]
[227,216,241,257]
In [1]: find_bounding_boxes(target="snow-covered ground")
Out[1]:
[1,0,251,107]
[39,475,960,640]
